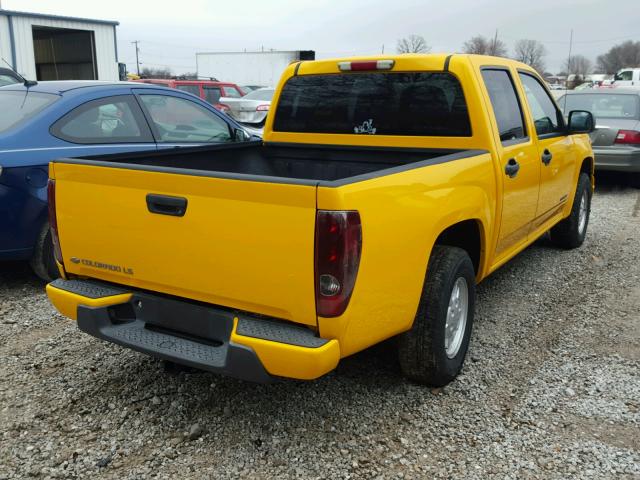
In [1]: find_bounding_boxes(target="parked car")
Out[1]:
[558,89,640,186]
[219,87,275,128]
[0,81,253,281]
[240,85,266,93]
[46,54,594,387]
[0,67,21,87]
[612,68,640,87]
[133,79,245,109]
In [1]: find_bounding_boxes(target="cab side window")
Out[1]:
[615,70,633,81]
[481,69,526,144]
[518,73,565,136]
[139,94,232,143]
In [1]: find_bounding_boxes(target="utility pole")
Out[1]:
[381,44,385,54]
[491,29,499,56]
[132,40,140,76]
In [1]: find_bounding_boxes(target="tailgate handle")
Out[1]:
[146,194,188,217]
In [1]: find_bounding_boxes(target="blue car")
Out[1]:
[0,81,253,280]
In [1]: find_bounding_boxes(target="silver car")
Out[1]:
[558,89,640,186]
[219,88,274,128]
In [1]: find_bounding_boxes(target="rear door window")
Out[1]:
[176,84,201,97]
[0,91,58,133]
[51,95,153,143]
[273,72,472,136]
[481,69,527,144]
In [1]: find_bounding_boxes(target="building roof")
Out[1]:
[0,9,119,26]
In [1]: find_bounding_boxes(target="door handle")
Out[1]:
[146,194,188,217]
[505,158,520,178]
[541,149,553,165]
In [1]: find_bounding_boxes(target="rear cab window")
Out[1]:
[559,94,639,119]
[273,72,472,136]
[0,90,58,133]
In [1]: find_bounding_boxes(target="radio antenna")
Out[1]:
[1,56,37,87]
[563,29,573,113]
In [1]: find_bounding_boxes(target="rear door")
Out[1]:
[53,162,319,325]
[480,68,541,258]
[517,72,575,223]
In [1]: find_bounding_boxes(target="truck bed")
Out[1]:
[68,141,475,186]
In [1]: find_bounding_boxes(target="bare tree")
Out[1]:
[396,35,431,54]
[462,35,508,57]
[513,39,547,73]
[140,67,173,79]
[565,55,592,87]
[596,40,640,74]
[565,55,592,79]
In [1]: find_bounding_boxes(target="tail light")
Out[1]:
[256,104,270,112]
[47,179,64,266]
[217,104,230,113]
[338,60,395,71]
[614,130,640,145]
[315,211,362,317]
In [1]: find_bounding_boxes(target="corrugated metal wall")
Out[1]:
[0,16,12,67]
[0,13,118,80]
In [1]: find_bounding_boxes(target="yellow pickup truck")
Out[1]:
[46,54,594,386]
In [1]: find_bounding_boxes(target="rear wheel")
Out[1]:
[549,173,591,249]
[398,246,475,386]
[29,222,60,282]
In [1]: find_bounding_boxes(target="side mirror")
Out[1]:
[567,110,594,134]
[234,128,250,142]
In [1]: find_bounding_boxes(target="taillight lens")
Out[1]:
[315,211,362,317]
[614,130,640,145]
[337,60,395,71]
[47,179,64,266]
[256,104,270,112]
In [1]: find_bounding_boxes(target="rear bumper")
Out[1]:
[593,147,640,172]
[46,278,340,382]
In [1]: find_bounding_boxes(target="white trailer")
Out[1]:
[196,50,314,87]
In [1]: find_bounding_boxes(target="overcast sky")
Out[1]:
[4,0,639,74]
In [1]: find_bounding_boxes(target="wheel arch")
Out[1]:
[433,218,485,278]
[581,156,594,178]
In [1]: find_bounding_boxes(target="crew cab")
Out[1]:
[46,54,595,386]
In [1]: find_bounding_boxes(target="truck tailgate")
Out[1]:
[52,162,318,326]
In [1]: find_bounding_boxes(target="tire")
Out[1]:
[29,222,60,282]
[398,246,476,387]
[549,173,591,249]
[630,173,640,189]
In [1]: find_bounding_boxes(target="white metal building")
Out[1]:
[0,9,119,81]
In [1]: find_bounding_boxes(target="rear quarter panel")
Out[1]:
[317,152,496,356]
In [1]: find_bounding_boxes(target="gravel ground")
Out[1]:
[1,175,639,479]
